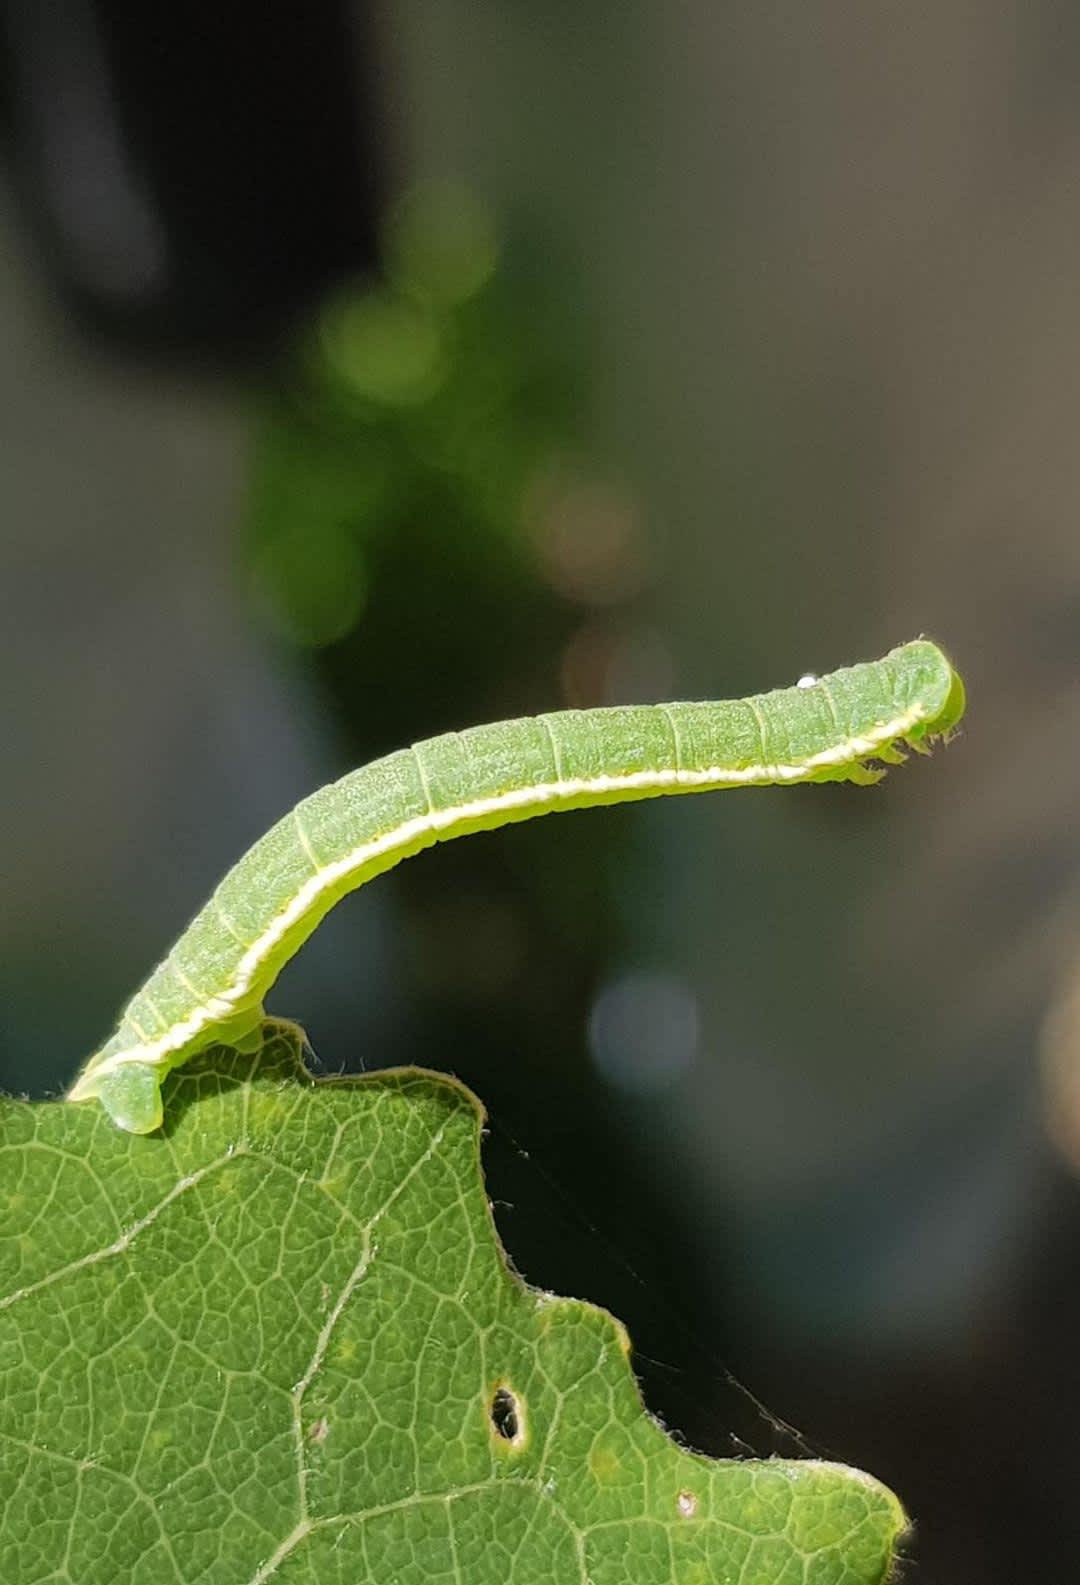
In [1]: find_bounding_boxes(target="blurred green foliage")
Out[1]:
[248,184,631,740]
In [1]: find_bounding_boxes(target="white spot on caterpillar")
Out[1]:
[796,673,819,689]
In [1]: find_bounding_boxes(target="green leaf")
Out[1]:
[1,1029,906,1583]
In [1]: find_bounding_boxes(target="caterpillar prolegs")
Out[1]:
[68,639,964,1132]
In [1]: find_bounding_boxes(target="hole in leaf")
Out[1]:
[490,1385,521,1443]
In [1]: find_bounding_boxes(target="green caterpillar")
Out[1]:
[68,639,964,1133]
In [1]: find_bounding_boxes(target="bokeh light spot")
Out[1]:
[587,969,699,1094]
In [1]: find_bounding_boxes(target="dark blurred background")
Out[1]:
[2,4,1079,1578]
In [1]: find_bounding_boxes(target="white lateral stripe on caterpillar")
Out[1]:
[70,700,926,1093]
